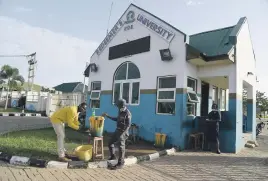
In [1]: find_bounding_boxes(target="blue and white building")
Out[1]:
[84,4,257,153]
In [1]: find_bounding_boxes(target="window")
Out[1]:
[90,81,101,108]
[220,89,226,110]
[156,76,176,115]
[212,86,219,105]
[113,62,140,105]
[187,77,197,91]
[187,77,199,116]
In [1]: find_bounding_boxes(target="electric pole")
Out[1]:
[26,52,37,92]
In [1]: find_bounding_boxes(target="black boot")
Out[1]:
[115,161,124,169]
[108,155,117,160]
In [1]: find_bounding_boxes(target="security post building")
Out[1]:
[84,4,257,153]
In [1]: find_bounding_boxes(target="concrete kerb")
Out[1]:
[0,112,47,117]
[0,148,177,169]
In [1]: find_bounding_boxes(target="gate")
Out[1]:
[46,92,86,117]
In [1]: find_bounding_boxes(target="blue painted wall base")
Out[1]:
[86,93,188,149]
[85,93,256,153]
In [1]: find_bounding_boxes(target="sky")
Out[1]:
[0,0,267,91]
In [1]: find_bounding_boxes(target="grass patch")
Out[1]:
[0,127,89,160]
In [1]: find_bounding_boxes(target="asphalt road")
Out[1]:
[0,116,51,134]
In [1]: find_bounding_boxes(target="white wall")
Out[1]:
[88,5,186,90]
[235,20,256,97]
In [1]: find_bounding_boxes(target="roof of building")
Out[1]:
[53,82,82,93]
[189,26,234,57]
[189,17,247,58]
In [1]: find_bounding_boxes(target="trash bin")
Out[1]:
[155,133,166,148]
[89,116,105,137]
[74,145,93,161]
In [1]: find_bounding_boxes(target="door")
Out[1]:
[201,81,209,116]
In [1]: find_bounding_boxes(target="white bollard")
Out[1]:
[10,156,30,166]
[47,161,68,169]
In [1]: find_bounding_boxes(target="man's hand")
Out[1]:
[102,113,108,117]
[78,124,84,131]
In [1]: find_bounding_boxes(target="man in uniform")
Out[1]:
[102,99,131,169]
[207,103,221,154]
[50,102,87,162]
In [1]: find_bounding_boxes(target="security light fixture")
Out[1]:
[90,63,98,72]
[159,48,173,61]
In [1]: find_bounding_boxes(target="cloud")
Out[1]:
[13,6,32,13]
[185,0,204,6]
[0,16,99,87]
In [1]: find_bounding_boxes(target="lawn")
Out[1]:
[0,127,158,161]
[0,128,88,160]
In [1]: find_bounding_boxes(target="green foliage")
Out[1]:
[0,65,25,91]
[256,90,268,112]
[243,90,268,114]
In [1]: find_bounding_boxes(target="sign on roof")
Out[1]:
[136,14,175,43]
[96,10,175,56]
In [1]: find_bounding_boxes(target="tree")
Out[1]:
[0,78,6,100]
[256,90,268,117]
[0,65,25,109]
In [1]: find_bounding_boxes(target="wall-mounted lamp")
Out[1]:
[256,76,259,83]
[159,49,173,61]
[247,72,254,76]
[90,63,98,72]
[84,63,98,77]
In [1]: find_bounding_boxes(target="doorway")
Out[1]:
[201,81,209,116]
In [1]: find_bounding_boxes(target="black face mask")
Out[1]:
[116,102,123,109]
[212,104,218,110]
[78,105,86,113]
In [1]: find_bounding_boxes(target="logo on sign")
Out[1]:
[125,11,135,24]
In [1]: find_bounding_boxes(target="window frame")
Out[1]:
[220,88,226,111]
[187,90,199,103]
[112,62,140,106]
[187,102,196,116]
[187,76,197,92]
[90,81,101,108]
[187,77,199,116]
[212,86,219,105]
[156,75,176,115]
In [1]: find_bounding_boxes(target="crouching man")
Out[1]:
[50,102,87,162]
[102,99,131,169]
